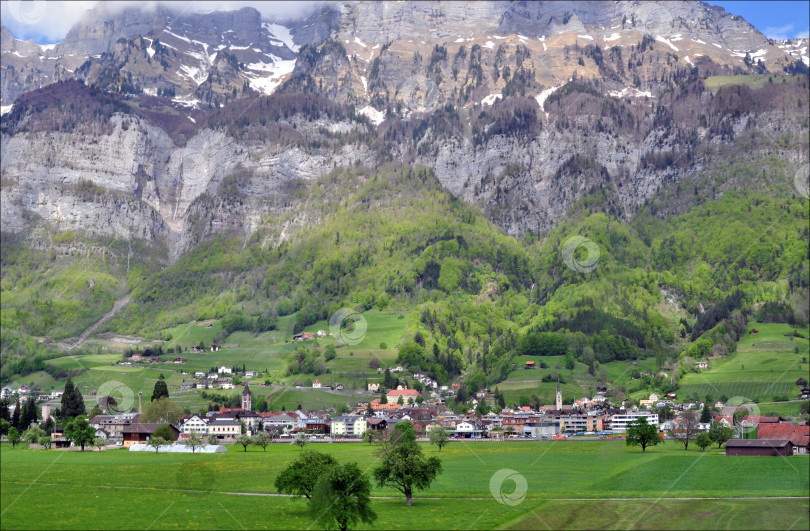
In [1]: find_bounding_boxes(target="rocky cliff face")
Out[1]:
[1,1,808,261]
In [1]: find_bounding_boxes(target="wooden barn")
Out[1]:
[725,439,793,456]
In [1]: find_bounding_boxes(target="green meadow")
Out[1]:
[679,322,808,402]
[1,440,807,530]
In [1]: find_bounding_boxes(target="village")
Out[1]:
[3,374,807,457]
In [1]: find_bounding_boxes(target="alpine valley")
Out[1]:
[1,0,808,420]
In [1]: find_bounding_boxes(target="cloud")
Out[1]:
[763,23,806,40]
[0,1,326,44]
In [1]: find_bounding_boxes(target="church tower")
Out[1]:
[556,378,562,410]
[242,383,252,411]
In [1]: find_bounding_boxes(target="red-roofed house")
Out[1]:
[387,387,420,405]
[757,423,810,454]
[713,415,733,427]
[370,398,403,411]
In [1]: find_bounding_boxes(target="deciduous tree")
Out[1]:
[708,423,734,448]
[148,436,169,453]
[310,462,377,531]
[275,450,338,500]
[696,432,712,452]
[153,423,175,442]
[253,432,270,451]
[373,421,442,506]
[140,397,183,425]
[235,434,252,452]
[625,417,661,453]
[65,416,95,451]
[183,432,206,453]
[670,411,700,451]
[8,427,21,448]
[429,426,449,451]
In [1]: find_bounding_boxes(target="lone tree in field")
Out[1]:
[183,432,205,453]
[708,423,735,449]
[148,436,169,453]
[293,432,309,449]
[310,462,377,531]
[696,432,712,452]
[275,450,338,500]
[8,427,21,448]
[429,426,449,451]
[151,375,169,402]
[373,421,442,506]
[625,417,661,453]
[94,437,108,451]
[670,411,700,451]
[252,432,270,451]
[65,416,95,451]
[235,434,253,452]
[39,435,53,449]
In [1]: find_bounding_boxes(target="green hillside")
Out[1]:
[1,160,808,415]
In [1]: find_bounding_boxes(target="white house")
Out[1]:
[312,380,322,389]
[609,411,659,432]
[194,371,206,379]
[218,366,232,375]
[208,419,240,441]
[367,383,380,392]
[245,371,258,378]
[1,387,13,400]
[696,361,708,370]
[331,415,367,437]
[179,415,210,436]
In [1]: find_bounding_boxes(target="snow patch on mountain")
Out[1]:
[359,106,385,126]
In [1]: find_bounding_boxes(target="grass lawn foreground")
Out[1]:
[1,440,807,530]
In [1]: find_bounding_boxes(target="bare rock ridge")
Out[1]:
[1,1,808,258]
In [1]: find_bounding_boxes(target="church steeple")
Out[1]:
[556,377,562,410]
[242,382,252,411]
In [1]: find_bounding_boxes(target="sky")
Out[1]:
[1,0,808,44]
[707,1,810,40]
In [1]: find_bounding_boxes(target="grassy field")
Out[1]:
[704,74,795,92]
[1,439,807,530]
[679,322,808,402]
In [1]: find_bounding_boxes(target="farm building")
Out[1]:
[122,424,180,448]
[725,439,793,456]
